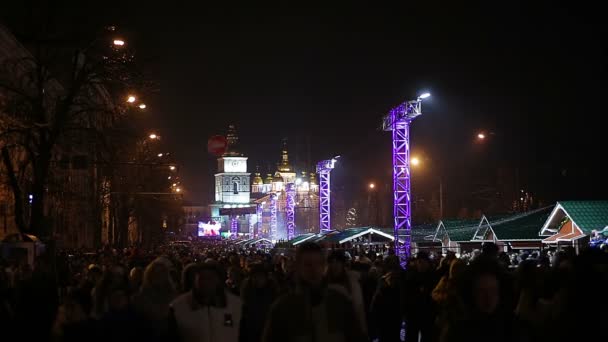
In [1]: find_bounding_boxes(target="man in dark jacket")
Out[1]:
[403,252,437,342]
[263,242,366,342]
[239,263,277,342]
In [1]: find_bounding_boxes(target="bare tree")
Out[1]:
[0,23,144,237]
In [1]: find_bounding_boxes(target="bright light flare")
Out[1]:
[169,166,176,171]
[113,39,125,46]
[157,153,163,157]
[149,133,158,139]
[418,92,431,99]
[411,157,420,166]
[127,95,136,103]
[369,183,375,189]
[477,133,486,140]
[175,188,181,193]
[138,103,146,109]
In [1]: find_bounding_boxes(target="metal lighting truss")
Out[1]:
[248,214,255,238]
[286,182,296,240]
[316,158,337,233]
[269,192,278,240]
[382,97,424,265]
[256,203,263,238]
[230,216,238,239]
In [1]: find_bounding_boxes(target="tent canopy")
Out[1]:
[541,201,608,239]
[319,227,394,245]
[477,207,552,241]
[434,219,480,243]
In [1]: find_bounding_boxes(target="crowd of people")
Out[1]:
[0,240,607,342]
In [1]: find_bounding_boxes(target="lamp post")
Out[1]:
[367,182,378,226]
[411,155,444,219]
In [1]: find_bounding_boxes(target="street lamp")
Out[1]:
[149,133,158,140]
[369,183,375,189]
[113,39,125,46]
[127,95,136,103]
[477,132,486,140]
[139,103,147,109]
[157,153,163,157]
[169,166,176,171]
[411,155,444,219]
[418,92,431,99]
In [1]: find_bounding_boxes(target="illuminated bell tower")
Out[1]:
[214,125,250,204]
[277,138,296,183]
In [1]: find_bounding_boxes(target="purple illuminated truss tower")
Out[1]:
[382,95,428,265]
[248,214,255,238]
[269,192,278,240]
[256,203,263,238]
[230,216,238,239]
[316,158,337,233]
[285,183,296,240]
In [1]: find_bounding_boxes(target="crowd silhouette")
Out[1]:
[0,241,606,342]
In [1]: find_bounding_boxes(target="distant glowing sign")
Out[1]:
[198,221,221,237]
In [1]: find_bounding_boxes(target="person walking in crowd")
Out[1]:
[132,258,177,339]
[442,258,521,342]
[263,242,367,342]
[326,249,367,335]
[403,251,437,342]
[239,262,278,342]
[169,261,242,342]
[370,254,404,342]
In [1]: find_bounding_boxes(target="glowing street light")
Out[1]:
[369,183,375,189]
[148,133,158,140]
[418,92,431,99]
[138,103,147,109]
[113,39,125,46]
[127,95,136,103]
[169,166,176,171]
[477,132,486,140]
[175,188,181,193]
[157,153,163,157]
[411,157,420,166]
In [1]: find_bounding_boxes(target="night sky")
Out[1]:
[3,1,607,212]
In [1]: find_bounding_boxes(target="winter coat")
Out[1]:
[262,285,367,342]
[328,270,367,334]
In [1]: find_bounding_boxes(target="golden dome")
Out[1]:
[264,174,273,184]
[252,172,263,185]
[272,172,283,182]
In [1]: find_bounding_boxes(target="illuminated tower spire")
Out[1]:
[223,124,241,157]
[278,138,292,172]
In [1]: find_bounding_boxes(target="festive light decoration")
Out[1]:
[382,95,428,266]
[256,203,263,238]
[317,158,337,233]
[230,216,238,239]
[248,213,255,238]
[269,193,278,240]
[286,183,296,240]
